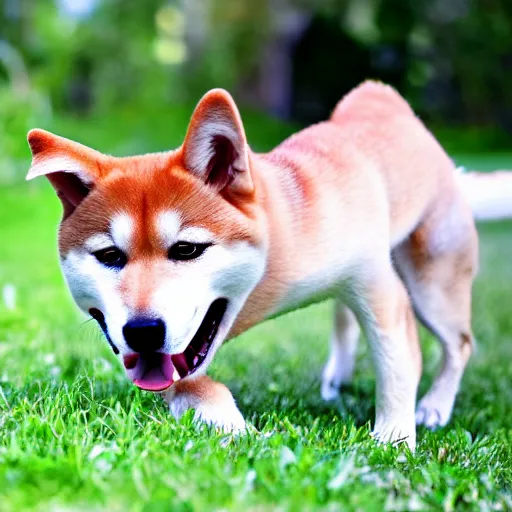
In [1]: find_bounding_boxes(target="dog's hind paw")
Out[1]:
[415,393,453,429]
[321,381,341,402]
[321,359,353,402]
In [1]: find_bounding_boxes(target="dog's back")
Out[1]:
[265,81,461,248]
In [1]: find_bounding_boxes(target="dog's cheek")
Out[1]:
[61,251,105,312]
[61,251,132,352]
[211,242,266,299]
[61,252,127,319]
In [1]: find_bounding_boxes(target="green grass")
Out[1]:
[1,119,512,510]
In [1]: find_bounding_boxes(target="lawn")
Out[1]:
[0,113,511,510]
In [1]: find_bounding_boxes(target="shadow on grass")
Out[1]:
[225,366,376,431]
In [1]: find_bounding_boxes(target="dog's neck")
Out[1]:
[227,147,339,338]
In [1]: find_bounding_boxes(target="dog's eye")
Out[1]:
[168,242,210,261]
[93,247,127,269]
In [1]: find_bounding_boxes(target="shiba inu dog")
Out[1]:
[27,81,512,449]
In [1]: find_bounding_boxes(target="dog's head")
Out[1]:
[27,90,267,391]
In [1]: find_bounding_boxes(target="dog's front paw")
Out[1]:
[371,417,416,450]
[163,375,246,434]
[192,401,246,433]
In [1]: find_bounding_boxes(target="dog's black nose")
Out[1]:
[123,318,166,353]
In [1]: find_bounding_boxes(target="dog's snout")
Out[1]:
[122,318,166,353]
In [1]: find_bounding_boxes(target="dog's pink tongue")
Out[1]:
[124,353,175,392]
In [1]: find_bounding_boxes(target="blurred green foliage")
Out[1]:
[2,0,512,119]
[0,0,511,186]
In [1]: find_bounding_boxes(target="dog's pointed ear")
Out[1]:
[27,129,105,218]
[181,89,253,196]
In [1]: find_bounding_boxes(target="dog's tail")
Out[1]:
[458,169,512,221]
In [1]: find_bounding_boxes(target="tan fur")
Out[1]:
[165,375,232,404]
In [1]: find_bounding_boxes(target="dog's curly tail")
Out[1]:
[458,169,512,221]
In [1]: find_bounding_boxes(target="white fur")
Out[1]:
[156,211,182,247]
[111,214,134,252]
[84,234,115,253]
[321,303,360,401]
[187,119,241,176]
[179,226,214,244]
[415,392,455,429]
[61,249,129,354]
[458,171,512,220]
[27,156,89,182]
[271,271,347,318]
[167,384,246,433]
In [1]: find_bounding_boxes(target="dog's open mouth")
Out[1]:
[123,298,228,392]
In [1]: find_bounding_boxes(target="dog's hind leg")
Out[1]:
[321,301,360,401]
[394,196,478,429]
